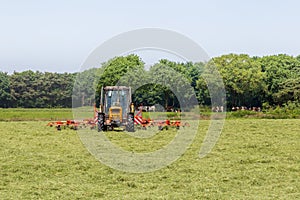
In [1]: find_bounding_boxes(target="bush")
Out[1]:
[227,110,257,118]
[265,101,300,119]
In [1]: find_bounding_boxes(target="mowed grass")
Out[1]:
[0,119,299,199]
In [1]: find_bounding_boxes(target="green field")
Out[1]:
[0,119,299,199]
[0,108,96,121]
[1,108,299,122]
[0,108,73,121]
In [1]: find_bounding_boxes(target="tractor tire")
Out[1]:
[126,113,134,132]
[98,113,105,132]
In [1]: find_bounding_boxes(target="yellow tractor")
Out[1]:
[98,86,134,132]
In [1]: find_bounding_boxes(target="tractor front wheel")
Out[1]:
[98,113,105,132]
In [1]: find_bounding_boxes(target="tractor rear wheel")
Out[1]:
[98,113,105,132]
[126,113,134,132]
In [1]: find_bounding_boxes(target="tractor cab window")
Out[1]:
[104,89,129,118]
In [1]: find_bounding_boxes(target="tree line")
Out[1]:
[0,71,76,108]
[1,54,299,109]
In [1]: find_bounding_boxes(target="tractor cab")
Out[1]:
[98,86,134,131]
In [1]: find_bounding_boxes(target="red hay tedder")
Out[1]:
[47,119,96,131]
[134,106,190,130]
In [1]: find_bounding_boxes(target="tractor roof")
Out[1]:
[104,86,130,90]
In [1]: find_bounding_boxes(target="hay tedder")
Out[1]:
[46,119,96,131]
[47,86,190,131]
[133,106,190,130]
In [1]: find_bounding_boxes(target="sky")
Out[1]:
[1,0,300,73]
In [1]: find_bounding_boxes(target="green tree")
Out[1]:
[274,77,300,103]
[73,68,97,107]
[259,54,300,105]
[10,71,75,108]
[148,63,196,110]
[198,54,266,108]
[10,70,39,107]
[159,60,205,104]
[0,72,12,108]
[95,54,145,106]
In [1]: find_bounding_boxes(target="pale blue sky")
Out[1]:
[1,0,300,73]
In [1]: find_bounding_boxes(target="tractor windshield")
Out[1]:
[105,89,129,117]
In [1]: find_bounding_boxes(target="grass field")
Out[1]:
[0,119,299,199]
[0,108,73,121]
[1,108,299,122]
[0,108,96,121]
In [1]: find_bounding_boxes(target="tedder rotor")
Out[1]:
[97,86,135,132]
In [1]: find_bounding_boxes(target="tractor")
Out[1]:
[97,86,135,132]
